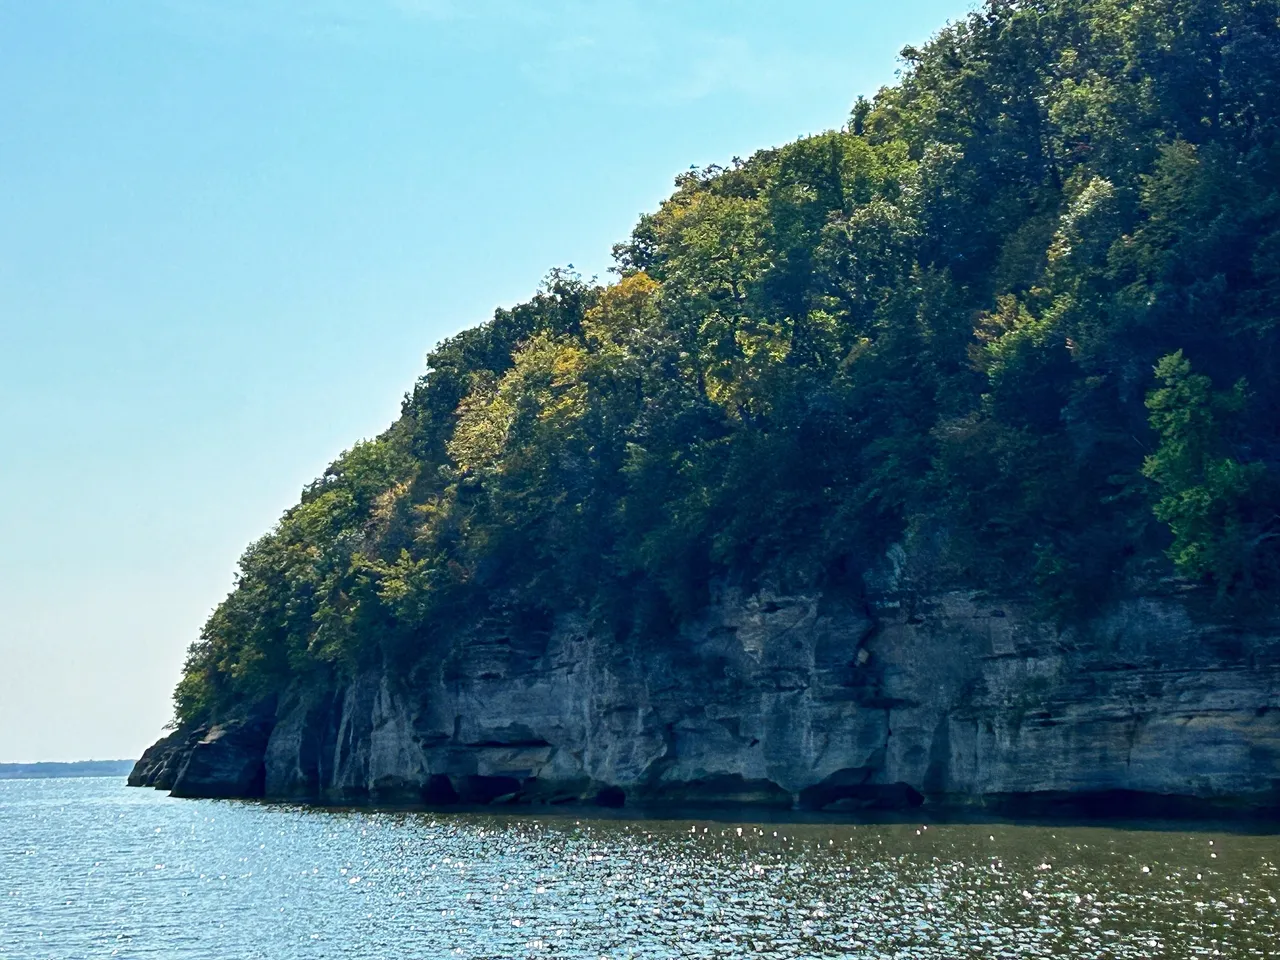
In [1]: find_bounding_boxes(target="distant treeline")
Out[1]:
[0,760,135,780]
[176,0,1280,727]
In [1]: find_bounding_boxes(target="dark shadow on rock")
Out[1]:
[423,774,460,805]
[595,785,626,808]
[452,775,522,804]
[799,768,924,811]
[641,774,794,809]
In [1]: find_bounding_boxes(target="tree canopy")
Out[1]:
[175,0,1280,726]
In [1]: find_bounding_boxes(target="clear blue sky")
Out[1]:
[0,0,971,762]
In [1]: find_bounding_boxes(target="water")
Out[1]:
[3,778,1279,958]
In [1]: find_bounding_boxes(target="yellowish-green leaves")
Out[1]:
[449,333,589,478]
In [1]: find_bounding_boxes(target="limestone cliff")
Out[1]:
[130,565,1280,817]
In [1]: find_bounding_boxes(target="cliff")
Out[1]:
[131,569,1280,817]
[152,1,1280,812]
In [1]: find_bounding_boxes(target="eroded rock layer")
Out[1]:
[131,577,1280,817]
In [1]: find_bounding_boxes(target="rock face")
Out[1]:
[132,576,1280,817]
[131,708,274,799]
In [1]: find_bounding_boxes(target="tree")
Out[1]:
[1142,351,1273,593]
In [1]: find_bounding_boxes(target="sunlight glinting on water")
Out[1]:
[2,778,1278,958]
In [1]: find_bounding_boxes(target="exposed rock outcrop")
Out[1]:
[128,729,189,791]
[131,708,274,799]
[132,576,1280,818]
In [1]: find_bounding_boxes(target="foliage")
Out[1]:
[175,0,1280,725]
[1142,352,1276,593]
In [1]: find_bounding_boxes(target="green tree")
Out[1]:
[1142,351,1272,592]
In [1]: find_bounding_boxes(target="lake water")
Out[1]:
[2,778,1279,958]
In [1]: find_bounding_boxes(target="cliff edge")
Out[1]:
[132,578,1280,818]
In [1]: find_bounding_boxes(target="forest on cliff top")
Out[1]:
[176,0,1280,725]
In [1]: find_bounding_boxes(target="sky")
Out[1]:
[0,0,973,763]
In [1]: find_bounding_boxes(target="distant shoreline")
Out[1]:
[0,760,135,780]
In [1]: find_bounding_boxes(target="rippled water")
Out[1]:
[3,778,1280,958]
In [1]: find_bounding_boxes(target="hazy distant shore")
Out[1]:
[0,760,135,780]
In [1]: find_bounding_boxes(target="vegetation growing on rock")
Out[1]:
[176,0,1280,725]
